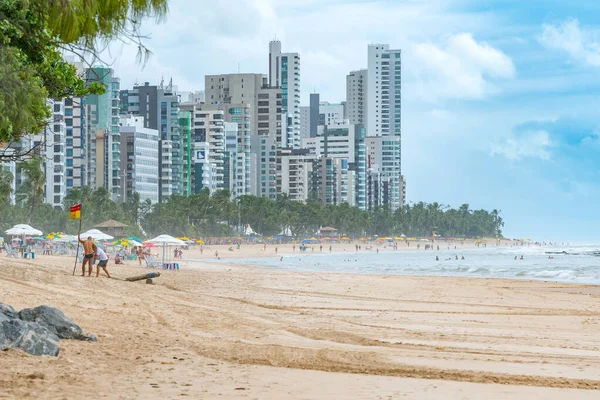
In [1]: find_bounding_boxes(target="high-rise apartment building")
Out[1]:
[250,135,277,199]
[365,136,402,209]
[181,102,252,197]
[30,99,65,209]
[120,81,183,200]
[346,69,368,126]
[269,40,300,148]
[277,148,315,202]
[300,106,310,139]
[312,157,355,207]
[118,115,159,203]
[367,45,401,138]
[189,108,225,193]
[178,111,193,197]
[205,74,283,146]
[85,66,121,200]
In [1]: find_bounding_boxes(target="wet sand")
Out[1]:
[1,249,599,399]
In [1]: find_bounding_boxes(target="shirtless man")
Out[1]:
[78,231,97,277]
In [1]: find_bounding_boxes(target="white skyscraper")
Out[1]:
[269,40,301,148]
[367,44,401,138]
[119,115,160,204]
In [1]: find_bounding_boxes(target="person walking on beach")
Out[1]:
[78,231,97,277]
[137,247,145,266]
[94,247,111,278]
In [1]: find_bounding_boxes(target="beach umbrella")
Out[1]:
[6,224,43,236]
[127,236,143,243]
[196,239,205,244]
[80,229,114,240]
[147,235,185,266]
[31,236,45,241]
[144,242,159,248]
[54,235,77,243]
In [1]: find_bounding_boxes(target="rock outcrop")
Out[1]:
[0,303,96,356]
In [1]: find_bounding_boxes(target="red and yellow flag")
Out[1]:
[69,204,81,220]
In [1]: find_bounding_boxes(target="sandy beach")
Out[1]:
[1,245,600,399]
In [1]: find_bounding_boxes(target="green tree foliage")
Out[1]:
[0,165,14,206]
[0,185,505,239]
[15,157,45,221]
[0,0,168,143]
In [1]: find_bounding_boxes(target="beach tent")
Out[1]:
[80,229,114,240]
[54,235,77,243]
[146,235,185,266]
[112,239,143,247]
[6,224,43,236]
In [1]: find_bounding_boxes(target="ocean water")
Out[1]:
[205,244,600,285]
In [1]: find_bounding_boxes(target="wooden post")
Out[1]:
[125,272,161,282]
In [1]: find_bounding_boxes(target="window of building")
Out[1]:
[65,119,73,126]
[65,108,73,116]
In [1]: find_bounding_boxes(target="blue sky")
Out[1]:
[109,0,600,241]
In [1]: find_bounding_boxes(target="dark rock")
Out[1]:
[0,313,9,323]
[19,306,83,340]
[0,319,60,356]
[0,302,18,319]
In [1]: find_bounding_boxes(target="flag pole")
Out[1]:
[72,204,82,276]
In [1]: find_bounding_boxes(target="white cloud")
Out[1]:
[490,130,552,161]
[410,33,515,101]
[539,18,600,67]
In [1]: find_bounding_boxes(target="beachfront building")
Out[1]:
[120,80,183,200]
[343,45,403,209]
[269,40,301,148]
[192,142,218,194]
[250,135,277,199]
[312,157,355,207]
[365,136,403,209]
[300,105,310,139]
[85,66,121,201]
[367,44,402,138]
[189,108,225,193]
[277,148,315,202]
[118,115,160,204]
[178,111,193,197]
[184,102,252,198]
[346,69,368,126]
[27,99,66,209]
[300,95,347,140]
[63,58,88,193]
[222,121,248,198]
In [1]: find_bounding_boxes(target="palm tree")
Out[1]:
[0,165,14,206]
[15,157,45,222]
[63,186,93,208]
